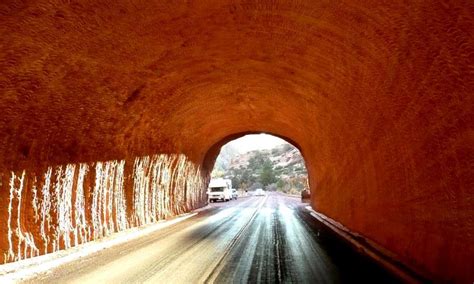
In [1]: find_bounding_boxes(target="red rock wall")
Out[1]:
[0,155,206,263]
[0,0,472,282]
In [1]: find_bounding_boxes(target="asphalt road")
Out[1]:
[27,193,400,283]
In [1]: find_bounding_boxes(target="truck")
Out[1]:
[208,178,233,202]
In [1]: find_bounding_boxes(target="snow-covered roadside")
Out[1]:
[0,206,209,283]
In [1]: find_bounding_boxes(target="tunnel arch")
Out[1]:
[201,132,314,199]
[0,1,471,282]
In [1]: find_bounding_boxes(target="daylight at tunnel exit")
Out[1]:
[0,1,472,283]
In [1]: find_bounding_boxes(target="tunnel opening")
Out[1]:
[206,133,310,202]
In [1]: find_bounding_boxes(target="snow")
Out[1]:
[0,210,204,283]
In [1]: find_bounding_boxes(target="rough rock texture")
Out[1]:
[0,155,206,263]
[0,1,472,282]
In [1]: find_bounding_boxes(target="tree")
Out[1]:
[248,151,266,171]
[276,179,286,190]
[230,167,254,190]
[260,160,277,186]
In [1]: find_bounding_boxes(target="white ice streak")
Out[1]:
[74,163,89,246]
[131,154,205,227]
[5,171,39,262]
[3,154,205,264]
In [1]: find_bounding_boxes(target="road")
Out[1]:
[26,193,399,283]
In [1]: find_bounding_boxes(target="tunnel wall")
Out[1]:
[0,0,472,282]
[0,154,206,263]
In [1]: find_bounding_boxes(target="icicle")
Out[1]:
[6,171,39,262]
[92,162,103,239]
[6,172,17,262]
[40,167,52,254]
[106,161,115,234]
[114,160,128,231]
[15,171,25,260]
[74,163,89,245]
[32,176,39,222]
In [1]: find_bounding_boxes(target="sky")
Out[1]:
[226,134,287,153]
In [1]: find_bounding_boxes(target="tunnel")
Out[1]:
[0,0,472,282]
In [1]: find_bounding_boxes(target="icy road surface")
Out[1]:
[21,193,398,283]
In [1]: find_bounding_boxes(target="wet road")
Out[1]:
[27,193,399,283]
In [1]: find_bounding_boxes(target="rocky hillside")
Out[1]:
[213,144,308,193]
[228,144,306,177]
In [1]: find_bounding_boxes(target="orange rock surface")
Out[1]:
[0,1,472,282]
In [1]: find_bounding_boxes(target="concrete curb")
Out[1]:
[305,206,430,283]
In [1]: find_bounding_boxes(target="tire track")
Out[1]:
[202,195,268,283]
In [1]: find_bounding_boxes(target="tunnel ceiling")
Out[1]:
[0,1,473,281]
[0,0,469,169]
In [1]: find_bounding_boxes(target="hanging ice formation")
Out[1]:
[2,154,205,263]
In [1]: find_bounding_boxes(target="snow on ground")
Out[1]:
[0,207,208,283]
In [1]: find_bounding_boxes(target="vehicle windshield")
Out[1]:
[210,187,225,192]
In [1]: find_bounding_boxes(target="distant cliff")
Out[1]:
[213,144,308,193]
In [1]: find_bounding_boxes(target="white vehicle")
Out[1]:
[254,188,265,196]
[208,178,233,202]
